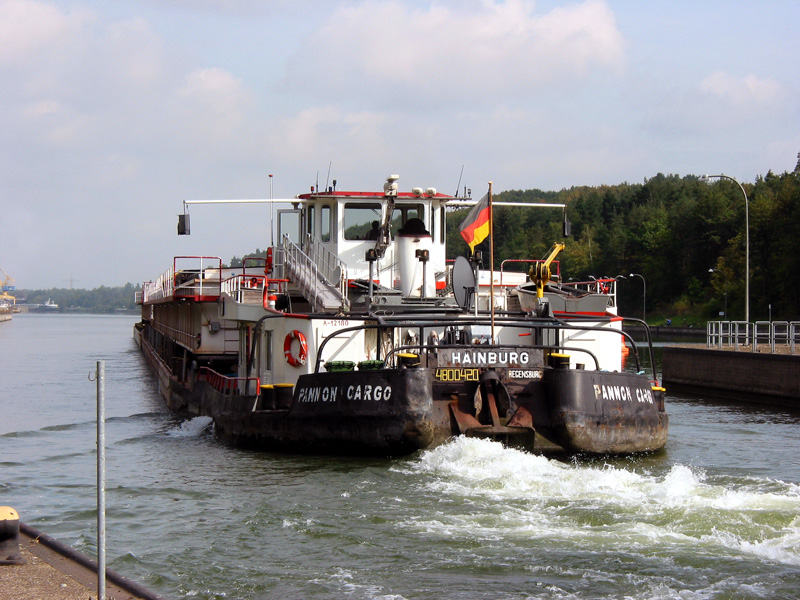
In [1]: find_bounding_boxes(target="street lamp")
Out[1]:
[701,174,749,323]
[629,273,646,322]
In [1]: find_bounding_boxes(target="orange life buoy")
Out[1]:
[284,330,308,367]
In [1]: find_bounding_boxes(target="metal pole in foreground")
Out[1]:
[96,360,106,600]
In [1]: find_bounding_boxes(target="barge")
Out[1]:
[135,174,667,455]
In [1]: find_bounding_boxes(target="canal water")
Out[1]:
[1,314,799,599]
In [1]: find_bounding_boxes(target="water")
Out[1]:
[2,314,800,599]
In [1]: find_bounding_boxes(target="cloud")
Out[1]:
[0,0,88,67]
[132,0,307,16]
[287,0,624,107]
[262,106,393,168]
[172,68,255,143]
[700,71,786,106]
[3,0,797,289]
[2,0,172,155]
[101,17,166,88]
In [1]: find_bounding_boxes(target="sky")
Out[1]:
[2,0,799,290]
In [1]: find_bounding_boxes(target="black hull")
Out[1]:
[137,327,667,456]
[541,369,668,453]
[213,369,435,455]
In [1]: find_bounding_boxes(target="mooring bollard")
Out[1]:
[0,506,26,565]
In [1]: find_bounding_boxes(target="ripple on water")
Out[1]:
[4,317,800,599]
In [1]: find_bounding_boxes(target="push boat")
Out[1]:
[134,175,667,456]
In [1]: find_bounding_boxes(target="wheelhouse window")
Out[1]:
[343,202,427,240]
[344,203,382,240]
[305,206,315,240]
[392,204,425,232]
[321,205,332,242]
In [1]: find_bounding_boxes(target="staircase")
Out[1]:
[280,235,350,313]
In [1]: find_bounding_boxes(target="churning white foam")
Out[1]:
[399,437,800,566]
[167,416,213,437]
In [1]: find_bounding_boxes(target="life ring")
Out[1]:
[284,330,308,367]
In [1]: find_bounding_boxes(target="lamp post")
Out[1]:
[629,273,645,322]
[701,174,749,323]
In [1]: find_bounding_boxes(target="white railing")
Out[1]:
[707,320,800,354]
[707,320,750,349]
[283,234,349,311]
[142,265,174,303]
[303,233,348,291]
[141,257,222,304]
[221,274,265,304]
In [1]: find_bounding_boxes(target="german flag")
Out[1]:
[459,192,490,254]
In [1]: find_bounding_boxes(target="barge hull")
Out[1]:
[542,369,668,453]
[138,328,437,455]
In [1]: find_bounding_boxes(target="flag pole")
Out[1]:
[489,181,495,343]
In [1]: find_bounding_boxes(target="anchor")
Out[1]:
[449,370,535,449]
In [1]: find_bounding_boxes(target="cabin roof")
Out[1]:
[296,190,457,202]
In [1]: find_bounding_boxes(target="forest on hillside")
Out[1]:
[19,163,798,322]
[231,165,800,324]
[445,166,800,324]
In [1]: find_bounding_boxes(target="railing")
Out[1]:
[221,274,289,305]
[303,233,348,293]
[707,321,800,354]
[282,234,350,311]
[567,278,617,296]
[707,321,750,349]
[172,256,223,299]
[500,259,560,287]
[221,274,265,304]
[199,367,260,396]
[142,265,174,303]
[312,315,660,383]
[142,256,222,303]
[153,320,199,351]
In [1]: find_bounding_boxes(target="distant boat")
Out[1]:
[21,299,60,313]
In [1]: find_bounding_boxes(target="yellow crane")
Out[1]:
[529,243,565,299]
[1,267,14,291]
[0,267,16,305]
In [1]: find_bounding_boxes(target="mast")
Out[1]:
[489,181,495,342]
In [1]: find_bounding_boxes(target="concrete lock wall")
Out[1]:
[662,347,800,406]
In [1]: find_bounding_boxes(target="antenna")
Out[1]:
[454,165,464,197]
[269,173,274,247]
[325,161,332,192]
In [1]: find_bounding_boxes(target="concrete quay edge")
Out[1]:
[662,345,800,407]
[0,522,168,600]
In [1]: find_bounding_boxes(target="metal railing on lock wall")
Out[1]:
[707,321,800,354]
